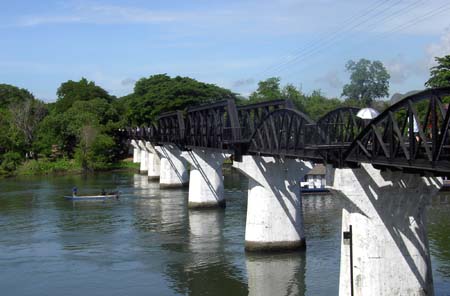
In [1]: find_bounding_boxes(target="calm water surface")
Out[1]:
[0,168,449,295]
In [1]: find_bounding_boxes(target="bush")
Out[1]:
[75,132,115,171]
[0,151,22,174]
[15,158,80,176]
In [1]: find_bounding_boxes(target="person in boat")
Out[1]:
[72,186,78,197]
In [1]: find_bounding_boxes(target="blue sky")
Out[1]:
[0,0,449,102]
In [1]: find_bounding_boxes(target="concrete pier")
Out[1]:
[145,142,160,180]
[155,144,189,188]
[131,139,141,163]
[233,155,312,251]
[182,149,228,209]
[139,140,148,173]
[327,163,442,296]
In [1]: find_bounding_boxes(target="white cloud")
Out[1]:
[314,70,343,90]
[232,78,255,88]
[17,5,188,26]
[426,28,450,66]
[121,78,136,86]
[385,29,450,86]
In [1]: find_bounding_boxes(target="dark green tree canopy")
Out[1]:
[0,84,35,109]
[55,78,112,113]
[248,77,283,102]
[425,55,450,88]
[124,74,236,125]
[341,59,390,106]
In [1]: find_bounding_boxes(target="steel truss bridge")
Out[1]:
[126,87,450,176]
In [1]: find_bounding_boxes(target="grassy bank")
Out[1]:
[13,158,139,177]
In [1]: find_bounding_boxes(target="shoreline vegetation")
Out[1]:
[1,57,448,179]
[6,158,139,178]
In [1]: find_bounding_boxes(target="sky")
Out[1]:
[0,0,450,102]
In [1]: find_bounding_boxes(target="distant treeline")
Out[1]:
[0,55,448,176]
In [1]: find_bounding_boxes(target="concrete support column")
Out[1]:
[182,149,228,208]
[327,163,442,296]
[155,144,189,188]
[131,139,141,163]
[145,142,160,180]
[139,140,148,173]
[233,155,312,251]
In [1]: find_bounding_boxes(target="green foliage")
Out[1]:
[342,59,390,106]
[34,79,124,158]
[15,158,80,176]
[425,55,450,88]
[55,78,112,113]
[246,78,347,120]
[0,84,43,163]
[75,130,116,171]
[248,77,283,102]
[123,74,236,125]
[0,84,34,109]
[0,151,22,174]
[302,90,343,120]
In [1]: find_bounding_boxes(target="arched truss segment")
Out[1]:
[237,99,294,141]
[316,107,363,145]
[184,99,240,149]
[246,108,321,160]
[157,111,185,145]
[344,87,450,175]
[310,107,364,166]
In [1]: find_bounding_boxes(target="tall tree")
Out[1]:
[9,99,47,157]
[281,83,306,111]
[0,84,34,109]
[425,55,450,88]
[123,74,236,125]
[341,59,390,106]
[55,78,112,113]
[35,78,121,158]
[248,77,282,102]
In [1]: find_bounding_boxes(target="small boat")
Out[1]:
[64,193,120,201]
[300,187,329,195]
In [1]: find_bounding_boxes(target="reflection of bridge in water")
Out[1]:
[124,87,450,295]
[134,179,308,296]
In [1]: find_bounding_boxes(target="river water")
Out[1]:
[0,168,449,295]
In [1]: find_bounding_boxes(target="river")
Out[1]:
[0,168,449,295]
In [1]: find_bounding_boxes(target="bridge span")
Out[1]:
[126,87,450,296]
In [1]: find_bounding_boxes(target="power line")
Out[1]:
[282,1,450,88]
[269,0,425,77]
[256,0,393,77]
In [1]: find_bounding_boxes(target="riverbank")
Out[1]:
[7,158,139,177]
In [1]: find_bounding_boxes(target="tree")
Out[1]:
[34,79,123,159]
[281,83,306,111]
[303,90,343,120]
[425,55,450,88]
[55,78,112,113]
[123,74,236,125]
[0,84,44,163]
[248,77,283,102]
[9,99,47,157]
[0,84,34,109]
[341,59,390,106]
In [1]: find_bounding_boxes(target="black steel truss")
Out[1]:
[124,87,450,175]
[344,87,450,175]
[184,99,240,150]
